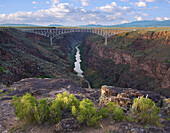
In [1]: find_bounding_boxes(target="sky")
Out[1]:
[0,0,170,26]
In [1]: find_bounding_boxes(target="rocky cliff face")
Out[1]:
[83,31,170,97]
[0,78,169,133]
[0,28,88,85]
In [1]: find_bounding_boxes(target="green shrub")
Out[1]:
[112,106,124,121]
[12,93,39,124]
[49,99,62,123]
[165,59,170,63]
[35,99,50,124]
[0,66,8,73]
[131,96,160,125]
[29,70,33,74]
[107,102,124,121]
[71,106,78,116]
[24,74,28,77]
[125,32,129,36]
[125,115,135,123]
[166,117,170,121]
[77,99,102,126]
[55,92,80,109]
[49,92,80,123]
[99,107,109,118]
[36,75,52,79]
[12,92,104,127]
[107,102,116,112]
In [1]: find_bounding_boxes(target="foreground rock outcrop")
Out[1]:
[99,85,165,108]
[0,78,170,133]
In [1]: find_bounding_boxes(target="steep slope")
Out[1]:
[0,28,87,85]
[83,30,170,97]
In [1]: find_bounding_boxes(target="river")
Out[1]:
[74,45,84,77]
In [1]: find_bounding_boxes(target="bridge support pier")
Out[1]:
[105,37,108,45]
[50,37,53,46]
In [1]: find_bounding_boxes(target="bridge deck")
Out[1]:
[21,28,137,46]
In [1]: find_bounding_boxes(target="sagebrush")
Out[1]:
[131,96,160,125]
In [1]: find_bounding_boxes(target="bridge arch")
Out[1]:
[22,28,135,46]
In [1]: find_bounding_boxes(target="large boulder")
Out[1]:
[99,85,164,108]
[6,78,87,97]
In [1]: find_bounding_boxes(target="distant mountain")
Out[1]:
[1,20,170,28]
[79,20,170,27]
[0,24,40,27]
[48,24,63,27]
[111,20,170,27]
[79,24,103,27]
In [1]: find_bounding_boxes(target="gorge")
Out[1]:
[0,28,169,97]
[0,28,170,133]
[82,31,170,97]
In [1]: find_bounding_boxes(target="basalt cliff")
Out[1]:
[83,31,170,97]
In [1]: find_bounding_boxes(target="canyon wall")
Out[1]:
[83,31,170,97]
[0,28,87,85]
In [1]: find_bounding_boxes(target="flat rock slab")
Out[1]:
[7,78,87,97]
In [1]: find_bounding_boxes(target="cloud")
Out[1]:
[80,8,87,13]
[96,2,132,23]
[0,3,71,24]
[0,1,131,26]
[135,16,143,21]
[46,1,50,4]
[120,0,129,1]
[141,13,149,16]
[1,1,162,26]
[32,1,38,4]
[105,13,125,21]
[138,6,158,11]
[96,2,117,12]
[130,2,147,7]
[145,0,162,2]
[144,0,170,3]
[129,11,149,18]
[80,0,90,6]
[96,2,132,13]
[121,20,129,24]
[51,0,60,4]
[156,17,163,21]
[50,0,60,7]
[156,17,169,21]
[0,3,113,25]
[0,5,4,8]
[164,17,169,20]
[110,2,117,7]
[89,21,96,24]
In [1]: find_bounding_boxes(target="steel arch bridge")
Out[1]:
[21,28,136,46]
